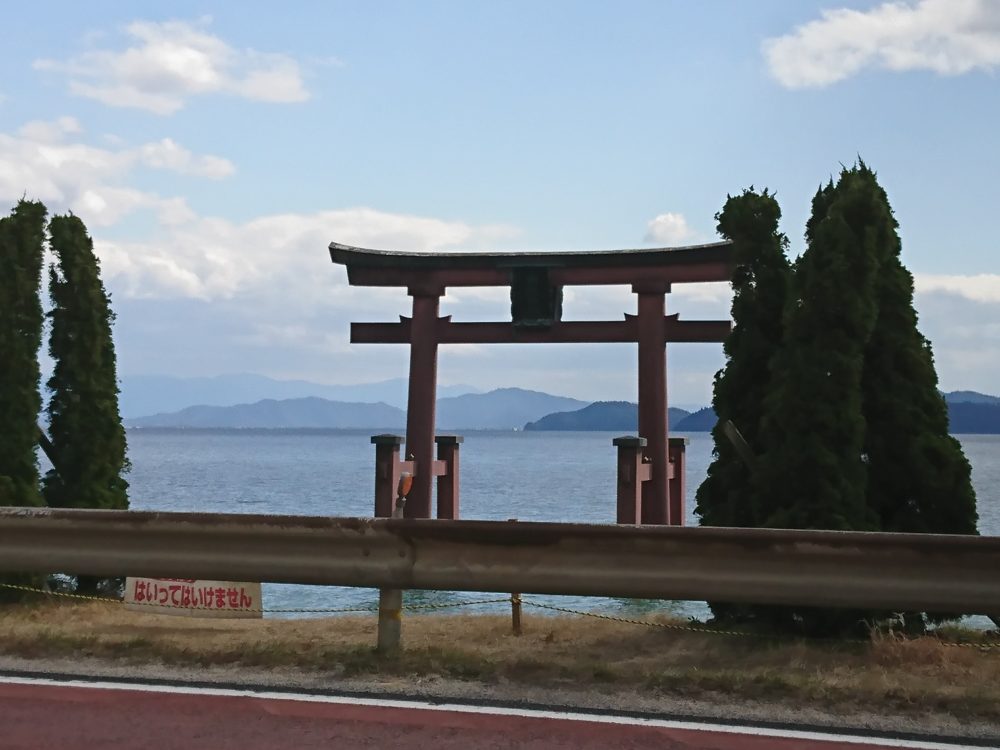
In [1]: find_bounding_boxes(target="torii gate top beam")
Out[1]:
[329,241,733,290]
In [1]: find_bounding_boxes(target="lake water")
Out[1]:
[119,429,1000,623]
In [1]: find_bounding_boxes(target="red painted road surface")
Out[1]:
[0,681,965,749]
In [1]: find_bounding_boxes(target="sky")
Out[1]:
[1,0,998,406]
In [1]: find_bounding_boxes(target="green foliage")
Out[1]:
[754,168,883,535]
[0,200,48,599]
[694,188,791,623]
[858,175,978,539]
[696,188,790,531]
[0,200,47,508]
[741,166,889,633]
[42,214,129,514]
[720,162,979,633]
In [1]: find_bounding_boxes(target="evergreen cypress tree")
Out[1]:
[43,214,129,521]
[750,165,898,633]
[696,189,790,531]
[754,169,884,535]
[858,168,978,537]
[0,200,47,507]
[0,200,48,600]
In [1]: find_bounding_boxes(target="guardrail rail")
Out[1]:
[1,508,998,614]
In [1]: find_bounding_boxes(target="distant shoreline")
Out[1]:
[123,427,1000,436]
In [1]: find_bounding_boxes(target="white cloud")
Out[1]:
[644,211,695,244]
[0,117,231,226]
[96,207,520,303]
[34,19,309,114]
[914,273,1000,303]
[17,116,83,142]
[913,282,1000,395]
[137,138,235,178]
[764,0,1000,88]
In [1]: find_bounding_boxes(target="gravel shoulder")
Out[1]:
[2,601,998,743]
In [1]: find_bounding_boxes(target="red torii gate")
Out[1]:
[330,241,733,525]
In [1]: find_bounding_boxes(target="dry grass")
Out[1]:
[2,599,999,719]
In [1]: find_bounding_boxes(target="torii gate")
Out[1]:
[330,241,733,525]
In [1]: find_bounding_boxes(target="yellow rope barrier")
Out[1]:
[3,582,997,650]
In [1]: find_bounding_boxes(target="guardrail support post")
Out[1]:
[613,436,648,524]
[377,474,411,654]
[377,588,402,653]
[668,436,688,526]
[435,435,463,520]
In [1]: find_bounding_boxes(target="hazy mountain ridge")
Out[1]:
[523,391,1000,434]
[946,391,1000,406]
[119,374,481,418]
[124,381,1000,434]
[438,388,586,430]
[128,397,406,429]
[673,407,717,432]
[128,388,585,431]
[523,401,690,431]
[947,402,1000,434]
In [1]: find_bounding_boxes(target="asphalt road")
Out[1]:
[0,678,988,750]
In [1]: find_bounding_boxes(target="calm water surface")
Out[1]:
[125,430,1000,621]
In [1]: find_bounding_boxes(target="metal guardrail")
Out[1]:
[1,508,999,614]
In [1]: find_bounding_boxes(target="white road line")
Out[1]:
[0,674,991,749]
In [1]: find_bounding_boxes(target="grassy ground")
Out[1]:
[2,599,999,720]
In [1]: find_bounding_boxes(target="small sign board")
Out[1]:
[124,577,262,619]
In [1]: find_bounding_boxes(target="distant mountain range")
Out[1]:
[525,392,1000,434]
[127,388,586,431]
[436,389,585,430]
[946,391,1000,406]
[122,374,1000,435]
[129,397,405,430]
[947,402,1000,434]
[524,402,692,431]
[118,374,481,418]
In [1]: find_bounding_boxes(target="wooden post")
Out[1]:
[613,436,648,524]
[435,435,463,520]
[511,592,522,636]
[371,434,404,518]
[668,436,688,526]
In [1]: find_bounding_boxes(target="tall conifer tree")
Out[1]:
[858,168,977,536]
[696,189,790,531]
[0,200,47,599]
[751,164,904,632]
[754,168,884,534]
[0,200,47,507]
[43,214,129,518]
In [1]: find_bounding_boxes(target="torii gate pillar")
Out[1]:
[404,290,441,518]
[635,282,670,524]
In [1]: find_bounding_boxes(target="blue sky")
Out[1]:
[2,0,998,405]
